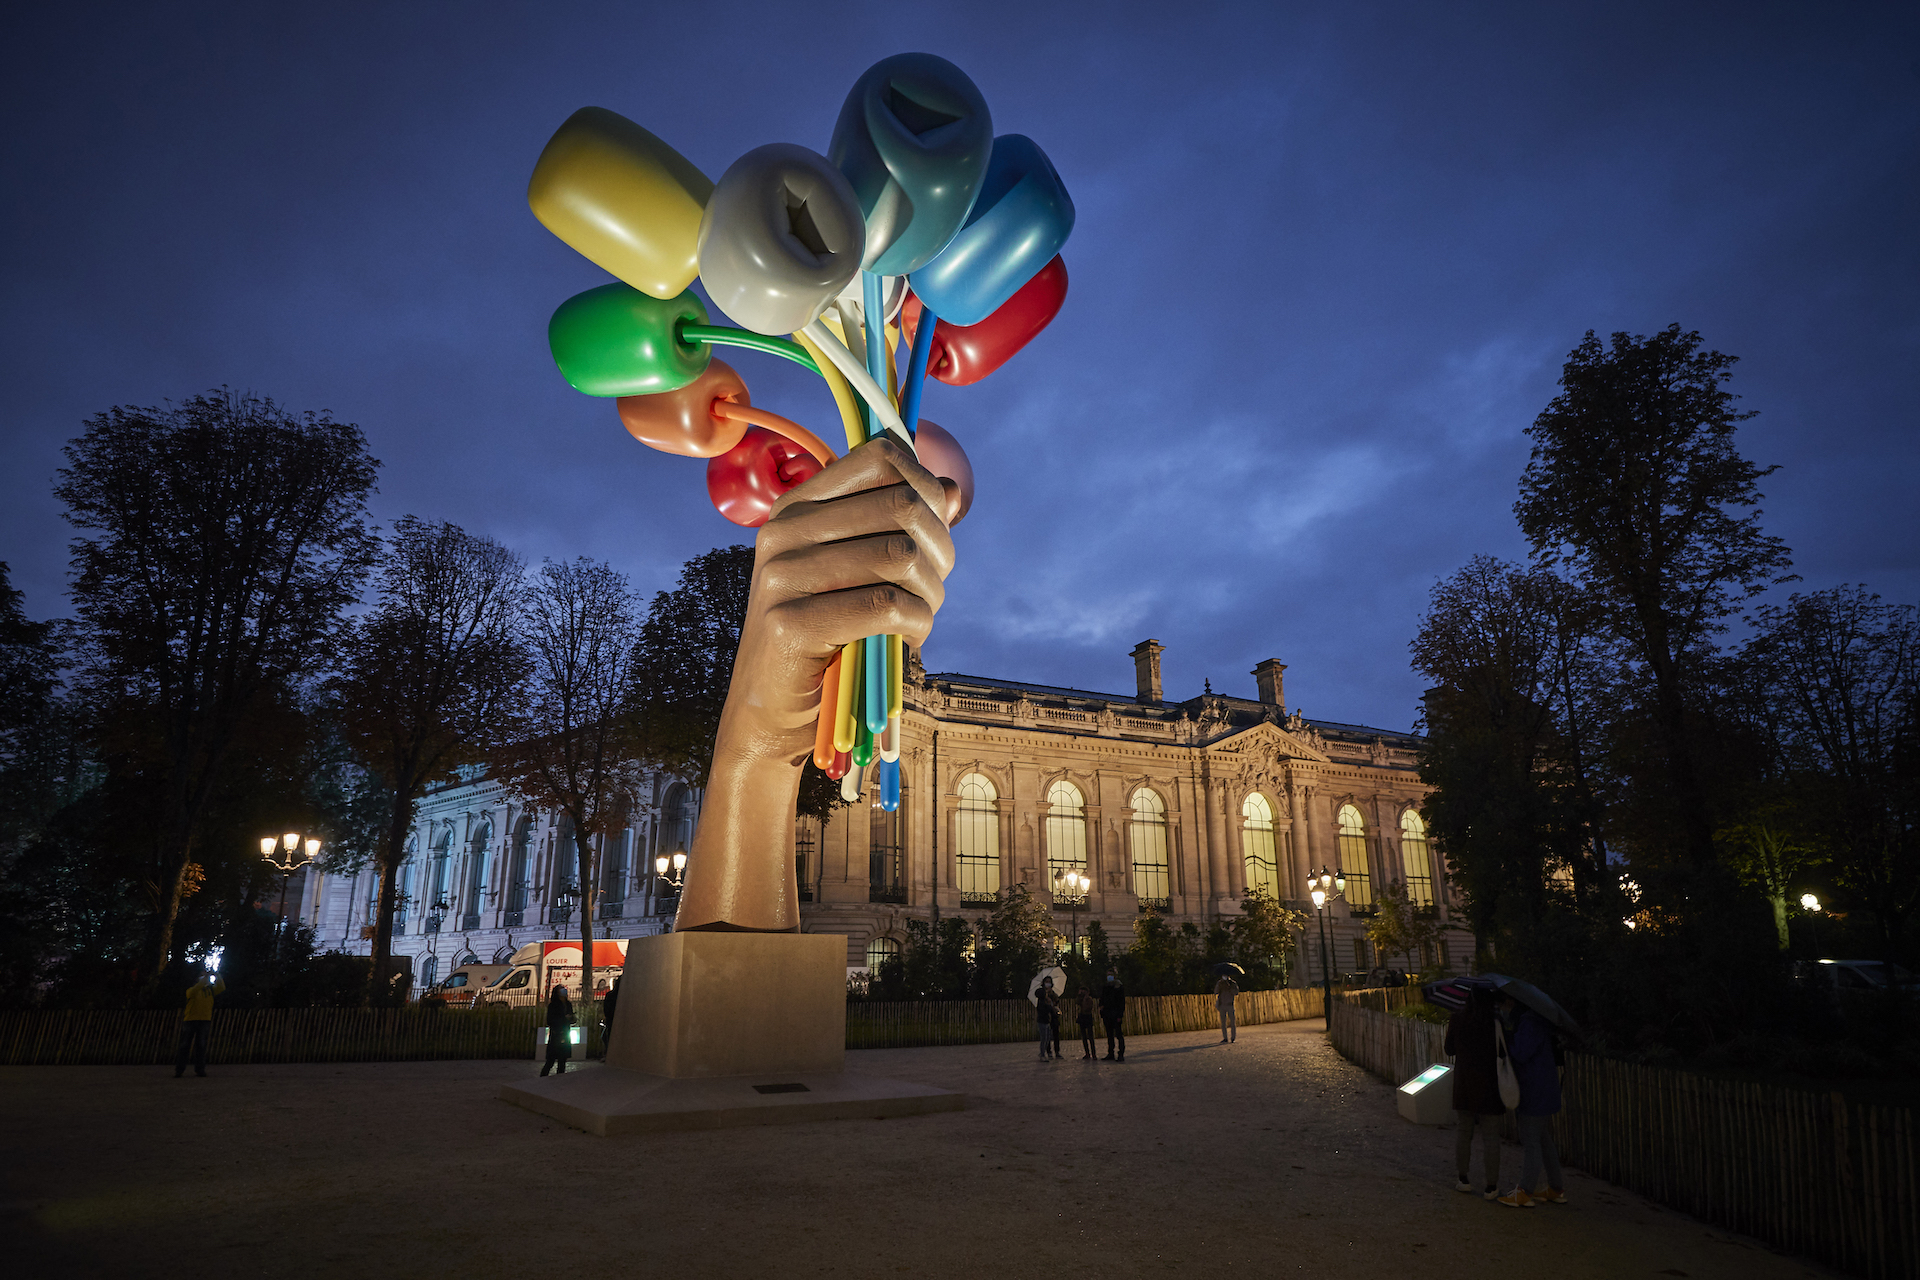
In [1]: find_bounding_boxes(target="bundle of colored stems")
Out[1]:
[802,270,943,810]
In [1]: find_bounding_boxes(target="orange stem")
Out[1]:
[712,401,836,466]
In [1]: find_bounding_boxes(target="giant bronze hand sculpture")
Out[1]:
[673,440,958,932]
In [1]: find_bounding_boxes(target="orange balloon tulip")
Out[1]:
[616,359,751,458]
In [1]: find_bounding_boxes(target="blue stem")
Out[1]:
[879,757,901,812]
[900,300,936,440]
[864,634,887,734]
[861,271,887,443]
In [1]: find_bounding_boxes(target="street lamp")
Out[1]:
[1052,868,1091,956]
[258,831,322,988]
[1307,865,1345,1023]
[552,885,580,938]
[654,850,688,894]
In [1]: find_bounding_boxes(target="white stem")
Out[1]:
[801,320,915,452]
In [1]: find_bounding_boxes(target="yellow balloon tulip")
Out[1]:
[528,107,714,299]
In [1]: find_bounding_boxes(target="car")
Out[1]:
[1799,959,1918,995]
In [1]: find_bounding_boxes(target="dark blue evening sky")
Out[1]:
[4,2,1916,732]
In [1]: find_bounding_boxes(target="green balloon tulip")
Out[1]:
[547,283,711,397]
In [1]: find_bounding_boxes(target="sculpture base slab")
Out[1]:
[499,1067,965,1136]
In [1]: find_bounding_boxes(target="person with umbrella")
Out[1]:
[1213,962,1243,1044]
[1443,983,1504,1199]
[1033,974,1060,1060]
[1496,991,1568,1207]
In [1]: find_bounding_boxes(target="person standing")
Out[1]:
[1215,973,1240,1043]
[174,964,225,1078]
[1444,986,1505,1199]
[1498,996,1567,1207]
[540,984,576,1076]
[1076,986,1098,1059]
[601,976,621,1059]
[1035,976,1059,1059]
[1099,968,1126,1062]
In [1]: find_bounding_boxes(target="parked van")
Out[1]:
[420,964,509,1009]
[473,939,629,1010]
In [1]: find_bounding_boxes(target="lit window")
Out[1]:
[1046,781,1088,902]
[1400,809,1433,908]
[1337,805,1372,910]
[865,935,900,971]
[1241,793,1278,898]
[957,773,1000,905]
[869,788,905,904]
[1130,788,1170,910]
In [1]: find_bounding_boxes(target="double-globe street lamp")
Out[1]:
[1308,865,1346,1022]
[1052,867,1091,957]
[259,832,322,981]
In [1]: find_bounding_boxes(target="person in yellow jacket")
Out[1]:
[175,965,225,1078]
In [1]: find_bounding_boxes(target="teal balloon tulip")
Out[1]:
[828,53,993,277]
[548,283,710,397]
[908,134,1074,327]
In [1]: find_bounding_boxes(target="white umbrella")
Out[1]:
[1027,966,1066,1006]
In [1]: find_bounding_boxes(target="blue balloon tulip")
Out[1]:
[908,134,1075,327]
[828,53,993,277]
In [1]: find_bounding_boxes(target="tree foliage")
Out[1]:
[54,391,378,988]
[1516,325,1793,864]
[629,545,753,788]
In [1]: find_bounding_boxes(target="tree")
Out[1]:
[1412,556,1612,960]
[55,391,378,988]
[1717,807,1821,950]
[491,558,644,992]
[974,883,1057,997]
[0,562,68,856]
[1230,886,1306,987]
[330,517,525,1003]
[1741,586,1919,959]
[1515,326,1793,866]
[629,545,754,788]
[1363,882,1442,977]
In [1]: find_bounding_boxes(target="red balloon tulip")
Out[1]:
[901,255,1067,387]
[707,425,824,527]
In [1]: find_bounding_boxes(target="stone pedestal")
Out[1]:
[605,931,844,1078]
[498,932,963,1136]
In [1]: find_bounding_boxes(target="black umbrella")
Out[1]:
[1213,962,1246,978]
[1480,972,1582,1036]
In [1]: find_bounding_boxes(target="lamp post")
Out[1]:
[1053,868,1091,957]
[1800,893,1823,958]
[1307,865,1345,1023]
[552,885,580,939]
[259,832,321,993]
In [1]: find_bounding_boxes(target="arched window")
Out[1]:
[1130,788,1170,910]
[956,773,1000,905]
[462,817,492,928]
[505,817,533,925]
[1241,793,1278,899]
[865,935,900,972]
[427,828,453,930]
[1400,809,1433,908]
[420,955,438,989]
[394,851,415,933]
[1046,781,1088,902]
[869,778,906,903]
[1336,804,1373,910]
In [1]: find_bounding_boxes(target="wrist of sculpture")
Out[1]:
[671,729,810,934]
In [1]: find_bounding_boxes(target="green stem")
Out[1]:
[679,324,820,376]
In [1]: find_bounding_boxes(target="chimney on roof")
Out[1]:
[1130,639,1165,704]
[1252,658,1287,711]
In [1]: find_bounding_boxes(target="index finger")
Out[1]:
[767,437,950,525]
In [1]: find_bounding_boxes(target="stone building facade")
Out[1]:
[306,641,1466,989]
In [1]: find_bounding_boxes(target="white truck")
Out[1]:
[473,938,629,1010]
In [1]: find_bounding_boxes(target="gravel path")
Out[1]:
[4,1018,1840,1278]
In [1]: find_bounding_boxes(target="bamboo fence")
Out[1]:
[0,1005,600,1066]
[1328,992,1917,1280]
[2,987,1328,1064]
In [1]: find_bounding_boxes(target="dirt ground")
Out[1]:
[3,1019,1841,1280]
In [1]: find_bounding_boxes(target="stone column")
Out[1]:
[1204,770,1230,910]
